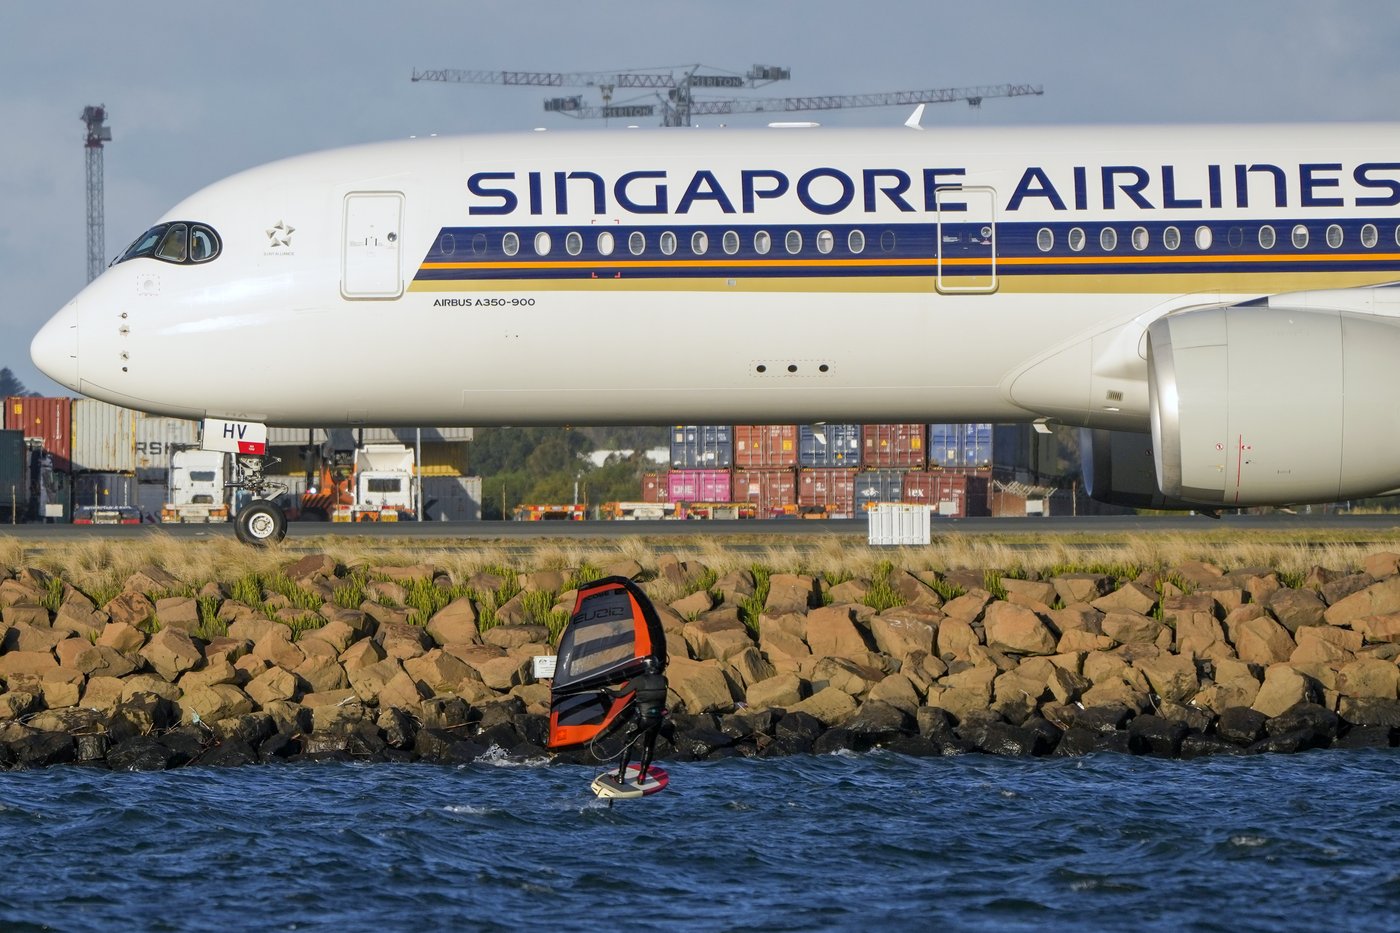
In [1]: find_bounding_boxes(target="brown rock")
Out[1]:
[1079,678,1149,712]
[375,622,433,661]
[1091,581,1158,616]
[284,554,339,581]
[1353,613,1400,644]
[1051,573,1113,605]
[347,658,406,703]
[104,591,156,627]
[1324,576,1400,627]
[1229,614,1297,666]
[179,658,239,692]
[869,608,938,658]
[378,671,430,710]
[123,566,184,595]
[1252,664,1315,718]
[481,624,549,651]
[684,614,754,662]
[982,602,1056,655]
[1362,552,1400,580]
[600,559,644,581]
[804,605,869,658]
[811,656,883,697]
[890,571,945,610]
[666,657,737,714]
[670,589,714,619]
[1336,658,1400,699]
[712,569,756,605]
[1133,654,1200,703]
[764,574,818,614]
[181,683,254,723]
[245,666,299,707]
[51,602,107,640]
[1057,628,1115,653]
[757,627,811,672]
[745,673,805,708]
[294,655,350,694]
[867,671,921,714]
[1101,612,1169,648]
[1048,604,1104,634]
[1174,608,1233,660]
[724,646,776,688]
[74,644,138,679]
[137,629,204,681]
[80,676,126,711]
[937,618,983,660]
[789,685,857,725]
[424,597,479,647]
[251,631,305,671]
[403,650,477,695]
[153,597,202,634]
[941,589,993,623]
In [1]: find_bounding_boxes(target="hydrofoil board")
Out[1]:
[591,763,669,799]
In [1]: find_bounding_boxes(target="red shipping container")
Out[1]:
[901,472,990,518]
[732,468,798,517]
[641,472,669,503]
[861,424,926,468]
[666,469,731,502]
[5,396,72,472]
[734,425,799,468]
[797,468,858,517]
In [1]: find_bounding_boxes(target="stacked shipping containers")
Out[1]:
[4,397,73,522]
[732,424,802,515]
[70,400,137,511]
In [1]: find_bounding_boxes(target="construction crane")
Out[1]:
[82,105,111,283]
[413,64,1041,127]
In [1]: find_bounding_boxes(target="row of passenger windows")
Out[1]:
[498,228,881,258]
[1035,223,1388,254]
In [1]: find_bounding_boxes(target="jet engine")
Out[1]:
[1079,428,1209,511]
[1145,303,1400,507]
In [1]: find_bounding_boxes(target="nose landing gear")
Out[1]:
[231,452,288,546]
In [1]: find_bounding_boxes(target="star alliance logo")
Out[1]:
[266,220,295,248]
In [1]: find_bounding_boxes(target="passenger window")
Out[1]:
[534,231,552,255]
[880,230,896,252]
[471,234,487,256]
[1131,227,1148,251]
[722,230,740,255]
[628,231,645,255]
[660,231,677,256]
[438,233,457,257]
[1291,225,1309,249]
[189,225,220,262]
[597,231,615,256]
[1067,227,1085,252]
[1362,224,1378,248]
[503,232,520,257]
[691,231,708,255]
[565,232,583,256]
[155,224,189,262]
[1099,228,1117,251]
[1163,226,1181,251]
[1036,228,1053,252]
[1326,224,1343,249]
[1258,225,1276,249]
[785,230,803,254]
[816,230,834,254]
[848,230,865,253]
[1194,226,1213,250]
[754,230,772,255]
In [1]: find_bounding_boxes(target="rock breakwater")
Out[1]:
[0,551,1398,770]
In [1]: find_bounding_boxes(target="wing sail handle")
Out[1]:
[547,576,667,749]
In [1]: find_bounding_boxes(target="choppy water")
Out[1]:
[1,750,1398,932]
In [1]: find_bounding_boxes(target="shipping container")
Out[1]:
[0,430,28,522]
[137,482,168,522]
[73,471,137,509]
[422,475,482,521]
[927,423,994,469]
[852,468,907,513]
[5,396,72,472]
[798,424,862,468]
[861,424,926,468]
[797,468,858,517]
[666,469,732,502]
[37,466,72,523]
[734,424,799,468]
[732,468,799,517]
[135,416,201,482]
[670,425,733,469]
[72,400,137,473]
[900,472,990,518]
[418,441,471,477]
[641,472,669,503]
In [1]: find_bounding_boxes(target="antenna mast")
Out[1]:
[82,105,111,282]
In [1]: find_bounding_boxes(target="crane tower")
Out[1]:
[82,105,111,283]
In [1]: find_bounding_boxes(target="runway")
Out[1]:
[3,512,1399,545]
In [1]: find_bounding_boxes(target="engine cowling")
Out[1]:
[1147,304,1400,507]
[1079,428,1211,510]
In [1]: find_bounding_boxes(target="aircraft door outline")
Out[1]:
[342,191,405,299]
[935,185,997,295]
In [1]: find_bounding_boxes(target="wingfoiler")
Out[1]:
[547,577,670,799]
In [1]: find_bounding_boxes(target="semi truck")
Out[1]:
[161,449,231,523]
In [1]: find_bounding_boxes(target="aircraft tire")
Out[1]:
[235,500,287,546]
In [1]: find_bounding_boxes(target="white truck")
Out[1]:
[334,443,416,522]
[161,449,230,523]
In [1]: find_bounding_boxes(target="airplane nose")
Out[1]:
[31,301,79,391]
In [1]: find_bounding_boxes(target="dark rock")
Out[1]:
[200,739,258,767]
[301,730,351,756]
[419,696,471,730]
[1179,734,1243,759]
[1020,717,1063,754]
[109,693,176,743]
[1248,728,1315,755]
[1320,573,1374,606]
[347,722,389,760]
[475,721,523,751]
[1216,707,1268,745]
[75,733,109,765]
[507,740,547,760]
[1338,697,1400,728]
[414,727,487,763]
[769,711,823,755]
[1334,725,1396,749]
[159,725,215,766]
[211,713,275,747]
[1053,726,1130,756]
[1072,704,1133,733]
[962,720,1045,757]
[259,733,302,761]
[813,727,865,755]
[1156,702,1214,734]
[720,708,781,741]
[1265,702,1338,747]
[1128,715,1188,757]
[881,733,944,757]
[107,736,175,771]
[517,713,550,749]
[475,697,525,729]
[843,700,913,737]
[915,706,959,742]
[672,726,734,760]
[377,708,417,749]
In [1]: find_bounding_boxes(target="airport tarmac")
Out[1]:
[3,512,1399,545]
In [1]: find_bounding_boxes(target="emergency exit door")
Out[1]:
[342,192,404,299]
[935,185,997,294]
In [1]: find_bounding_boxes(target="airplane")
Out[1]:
[30,120,1400,545]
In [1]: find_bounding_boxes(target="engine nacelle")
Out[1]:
[1079,428,1211,510]
[1147,304,1400,507]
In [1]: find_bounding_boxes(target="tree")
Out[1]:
[0,368,27,398]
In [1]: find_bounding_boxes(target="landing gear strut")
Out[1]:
[231,453,287,547]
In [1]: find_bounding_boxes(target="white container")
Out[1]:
[867,503,931,546]
[135,416,201,480]
[71,400,138,473]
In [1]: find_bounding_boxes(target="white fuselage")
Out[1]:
[31,123,1400,430]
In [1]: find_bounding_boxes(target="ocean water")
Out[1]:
[1,749,1398,932]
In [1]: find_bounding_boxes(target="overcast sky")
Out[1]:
[4,1,1400,395]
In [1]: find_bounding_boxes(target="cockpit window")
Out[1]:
[114,221,221,266]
